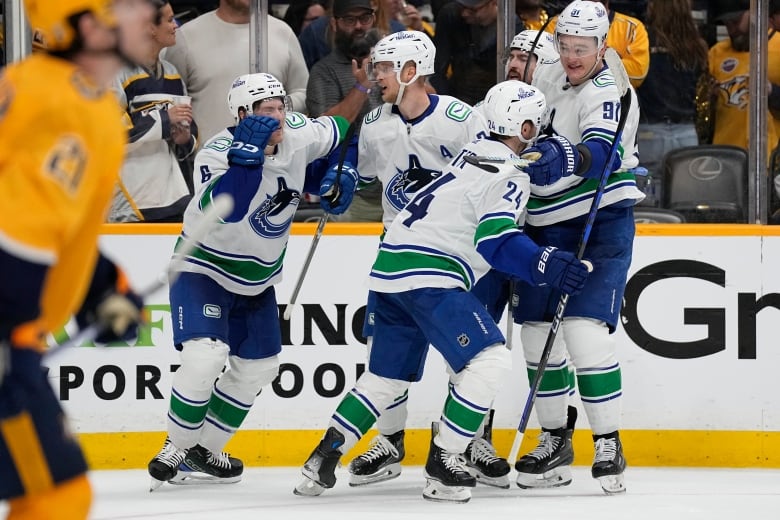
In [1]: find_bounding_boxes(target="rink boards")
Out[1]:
[46,223,780,469]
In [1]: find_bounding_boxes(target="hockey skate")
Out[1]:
[170,444,243,485]
[294,427,345,497]
[348,430,405,486]
[148,437,187,491]
[464,410,510,488]
[422,423,476,503]
[515,406,577,489]
[592,431,627,494]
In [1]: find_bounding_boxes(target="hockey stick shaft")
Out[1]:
[46,194,234,358]
[507,87,633,466]
[283,121,357,320]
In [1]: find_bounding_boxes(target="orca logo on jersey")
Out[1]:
[385,155,441,211]
[249,177,300,238]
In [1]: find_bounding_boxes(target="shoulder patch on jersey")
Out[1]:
[592,71,616,89]
[285,112,307,129]
[205,135,233,152]
[363,105,383,125]
[445,101,472,122]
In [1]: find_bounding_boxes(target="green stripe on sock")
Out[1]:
[170,394,208,425]
[577,367,622,399]
[527,365,570,393]
[207,393,250,429]
[442,393,484,434]
[335,392,378,435]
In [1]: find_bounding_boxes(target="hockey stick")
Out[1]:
[283,121,357,321]
[507,49,632,466]
[46,193,235,359]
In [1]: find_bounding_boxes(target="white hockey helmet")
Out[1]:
[509,30,559,65]
[483,80,548,144]
[554,0,610,51]
[369,30,436,81]
[227,73,291,122]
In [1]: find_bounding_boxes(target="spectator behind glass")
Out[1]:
[380,0,435,37]
[111,0,196,222]
[515,0,550,31]
[634,0,708,207]
[306,23,382,222]
[298,0,405,69]
[163,0,309,144]
[284,0,328,35]
[705,0,780,156]
[430,0,524,105]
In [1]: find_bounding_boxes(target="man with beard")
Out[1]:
[708,0,780,154]
[306,0,385,221]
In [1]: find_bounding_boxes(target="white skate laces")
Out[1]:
[158,440,186,467]
[528,431,560,459]
[468,437,501,465]
[360,434,400,463]
[208,451,233,469]
[593,437,617,464]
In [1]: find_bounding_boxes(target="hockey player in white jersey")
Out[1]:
[295,80,591,503]
[511,0,643,495]
[504,29,559,83]
[341,30,514,489]
[147,73,357,490]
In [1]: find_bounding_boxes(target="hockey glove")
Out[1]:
[319,162,359,215]
[75,256,145,344]
[227,115,280,166]
[530,246,590,295]
[521,135,580,186]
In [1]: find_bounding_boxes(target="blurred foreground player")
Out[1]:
[0,0,153,519]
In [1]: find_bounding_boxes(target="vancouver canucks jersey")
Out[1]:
[176,113,346,295]
[369,138,530,293]
[358,95,488,229]
[529,62,643,226]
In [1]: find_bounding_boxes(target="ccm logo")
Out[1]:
[203,304,222,319]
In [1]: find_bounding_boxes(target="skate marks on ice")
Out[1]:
[44,466,780,520]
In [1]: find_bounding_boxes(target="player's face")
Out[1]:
[370,61,400,103]
[557,34,602,86]
[114,0,157,64]
[505,49,537,82]
[254,98,286,146]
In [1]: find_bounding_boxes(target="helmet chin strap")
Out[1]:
[393,69,419,106]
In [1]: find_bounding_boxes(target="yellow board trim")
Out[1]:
[79,429,780,469]
[1,412,54,494]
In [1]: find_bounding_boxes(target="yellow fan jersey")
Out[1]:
[0,53,126,339]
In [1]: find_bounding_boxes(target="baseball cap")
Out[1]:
[332,0,373,17]
[712,0,749,23]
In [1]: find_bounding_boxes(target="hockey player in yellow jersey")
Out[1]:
[0,1,153,519]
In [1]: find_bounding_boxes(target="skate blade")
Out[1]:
[149,478,165,492]
[294,476,327,496]
[516,466,573,489]
[473,472,510,489]
[597,473,626,495]
[422,479,471,503]
[348,463,402,487]
[168,471,241,486]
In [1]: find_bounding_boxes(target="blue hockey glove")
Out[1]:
[227,115,280,166]
[530,246,591,295]
[521,135,580,186]
[319,162,359,215]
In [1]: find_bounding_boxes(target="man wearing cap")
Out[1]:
[299,0,406,69]
[429,0,524,105]
[707,0,780,154]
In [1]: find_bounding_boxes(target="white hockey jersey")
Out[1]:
[369,138,531,293]
[358,95,488,229]
[175,113,345,295]
[529,62,643,226]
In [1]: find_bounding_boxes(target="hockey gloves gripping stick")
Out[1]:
[319,162,359,215]
[521,135,581,185]
[75,257,145,344]
[530,246,590,295]
[227,115,280,166]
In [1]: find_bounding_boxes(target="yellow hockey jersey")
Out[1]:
[0,53,126,342]
[709,33,780,154]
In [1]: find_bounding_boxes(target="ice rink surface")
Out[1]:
[28,465,778,520]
